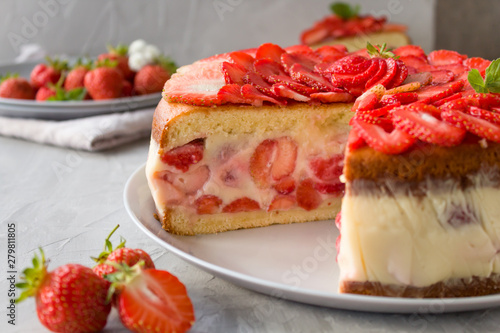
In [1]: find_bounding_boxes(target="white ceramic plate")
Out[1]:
[0,62,161,120]
[124,164,500,313]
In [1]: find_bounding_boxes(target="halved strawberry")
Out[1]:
[467,106,500,125]
[463,57,491,74]
[327,55,370,74]
[439,64,468,77]
[195,195,223,215]
[332,58,379,87]
[254,59,286,81]
[228,51,255,70]
[300,22,330,45]
[160,139,204,172]
[432,92,462,107]
[427,50,466,66]
[417,80,465,104]
[352,103,400,124]
[249,139,276,188]
[385,82,421,95]
[351,118,416,154]
[393,45,426,58]
[241,84,284,106]
[116,268,195,333]
[164,62,225,106]
[314,182,344,195]
[442,108,500,143]
[403,72,432,86]
[364,58,387,89]
[392,104,466,146]
[380,92,418,106]
[284,45,315,54]
[243,71,276,96]
[386,60,408,89]
[310,91,354,103]
[296,178,322,211]
[347,127,366,150]
[218,84,248,104]
[273,177,296,194]
[272,84,310,102]
[255,43,286,63]
[289,63,335,91]
[314,45,348,62]
[221,62,247,85]
[352,84,386,111]
[309,155,343,182]
[268,195,296,212]
[268,75,316,95]
[281,52,321,73]
[222,197,261,213]
[398,55,428,71]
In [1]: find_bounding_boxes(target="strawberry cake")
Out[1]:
[300,3,409,51]
[146,40,500,297]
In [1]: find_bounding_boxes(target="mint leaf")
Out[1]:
[485,58,500,85]
[330,2,360,19]
[468,69,488,93]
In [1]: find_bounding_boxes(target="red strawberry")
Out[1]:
[98,44,135,81]
[250,139,276,188]
[218,84,248,104]
[467,106,500,125]
[84,63,124,100]
[398,55,429,71]
[268,195,296,212]
[351,103,400,125]
[268,75,316,95]
[111,265,195,333]
[353,84,386,111]
[315,45,348,62]
[427,50,466,66]
[441,108,500,143]
[392,104,466,146]
[195,195,223,214]
[255,43,286,63]
[417,80,465,104]
[364,58,387,88]
[327,55,370,75]
[160,139,204,172]
[273,177,296,194]
[296,178,322,211]
[351,118,416,154]
[284,44,316,54]
[281,52,320,73]
[164,61,225,106]
[332,58,379,88]
[271,136,298,181]
[30,57,68,89]
[310,91,354,103]
[393,45,426,58]
[309,155,344,182]
[429,70,454,85]
[243,71,275,96]
[314,181,344,195]
[386,60,408,89]
[369,58,398,88]
[35,85,57,101]
[347,127,366,150]
[464,57,491,74]
[92,225,155,279]
[0,75,35,99]
[380,92,418,106]
[221,61,247,85]
[300,21,330,45]
[432,92,462,107]
[222,197,260,213]
[254,59,286,81]
[240,84,284,106]
[16,249,111,333]
[228,51,255,70]
[64,62,90,91]
[134,64,171,95]
[272,84,310,101]
[289,63,335,91]
[404,72,432,86]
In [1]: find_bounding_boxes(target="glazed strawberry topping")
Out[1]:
[349,47,500,154]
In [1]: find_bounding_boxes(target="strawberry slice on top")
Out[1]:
[255,43,286,63]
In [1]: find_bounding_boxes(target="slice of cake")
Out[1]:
[146,42,412,235]
[337,53,500,297]
[300,2,409,51]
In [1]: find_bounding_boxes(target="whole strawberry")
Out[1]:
[134,55,176,95]
[30,57,68,89]
[107,263,195,333]
[92,225,155,278]
[35,85,57,101]
[0,74,35,100]
[16,249,111,333]
[64,59,92,91]
[98,44,135,81]
[84,59,124,100]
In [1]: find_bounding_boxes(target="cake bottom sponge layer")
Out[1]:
[338,174,500,297]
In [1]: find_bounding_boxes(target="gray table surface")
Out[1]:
[1,135,500,333]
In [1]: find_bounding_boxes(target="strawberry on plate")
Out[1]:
[64,59,91,91]
[108,264,195,333]
[98,44,135,81]
[30,57,68,89]
[134,63,171,95]
[16,249,111,333]
[84,59,125,100]
[0,74,35,100]
[92,225,155,279]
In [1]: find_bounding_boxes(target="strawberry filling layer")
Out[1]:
[147,134,347,218]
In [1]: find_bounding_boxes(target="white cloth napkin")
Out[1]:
[0,108,154,151]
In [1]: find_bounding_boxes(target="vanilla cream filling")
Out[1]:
[338,177,500,288]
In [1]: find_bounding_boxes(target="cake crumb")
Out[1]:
[479,139,488,149]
